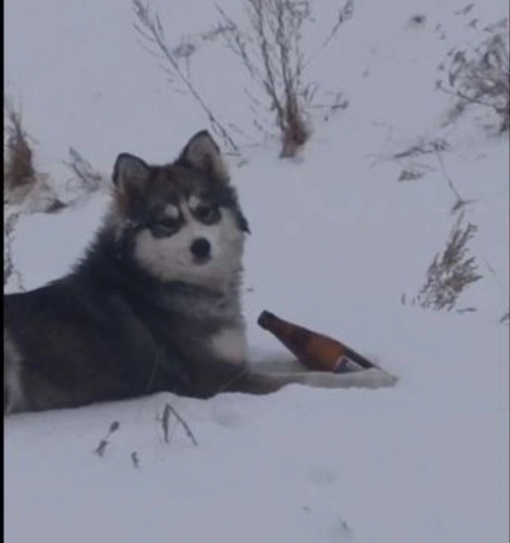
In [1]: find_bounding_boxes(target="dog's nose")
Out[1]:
[190,238,211,260]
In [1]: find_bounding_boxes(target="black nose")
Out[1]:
[190,238,211,260]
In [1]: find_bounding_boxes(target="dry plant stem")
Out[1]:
[132,0,239,153]
[441,85,507,114]
[144,346,166,394]
[4,102,35,194]
[434,149,472,212]
[63,147,104,192]
[254,0,309,156]
[302,0,354,69]
[392,138,449,160]
[414,213,482,311]
[479,253,507,294]
[160,403,171,443]
[218,0,314,156]
[440,21,509,133]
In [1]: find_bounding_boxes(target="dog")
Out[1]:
[4,131,395,414]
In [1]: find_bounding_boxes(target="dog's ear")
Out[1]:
[112,153,151,192]
[178,130,230,184]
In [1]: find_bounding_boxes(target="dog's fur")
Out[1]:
[4,131,392,415]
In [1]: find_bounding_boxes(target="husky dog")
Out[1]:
[4,131,394,414]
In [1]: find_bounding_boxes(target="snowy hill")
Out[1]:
[4,1,509,542]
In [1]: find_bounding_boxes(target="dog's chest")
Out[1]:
[208,326,247,365]
[144,291,247,366]
[160,321,247,367]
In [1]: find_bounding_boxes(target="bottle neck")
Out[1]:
[258,311,308,348]
[257,310,281,331]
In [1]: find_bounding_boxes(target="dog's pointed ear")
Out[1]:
[112,153,151,193]
[178,130,230,184]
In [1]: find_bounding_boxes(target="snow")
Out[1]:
[4,0,509,542]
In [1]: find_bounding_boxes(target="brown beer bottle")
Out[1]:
[257,310,375,373]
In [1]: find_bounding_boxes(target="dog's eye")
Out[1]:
[194,204,220,224]
[150,218,180,237]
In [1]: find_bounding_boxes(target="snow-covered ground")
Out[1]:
[4,1,509,542]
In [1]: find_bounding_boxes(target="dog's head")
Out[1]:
[109,131,249,289]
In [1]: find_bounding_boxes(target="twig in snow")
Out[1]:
[131,451,140,469]
[94,439,109,458]
[93,420,120,457]
[158,403,198,446]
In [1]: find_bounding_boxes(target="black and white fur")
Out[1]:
[4,131,394,414]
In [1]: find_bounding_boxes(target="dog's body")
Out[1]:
[4,131,394,414]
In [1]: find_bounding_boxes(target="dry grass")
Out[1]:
[411,213,482,311]
[64,147,105,193]
[4,102,36,198]
[438,18,509,133]
[132,0,353,157]
[217,0,353,157]
[4,101,66,213]
[217,0,311,157]
[132,0,239,153]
